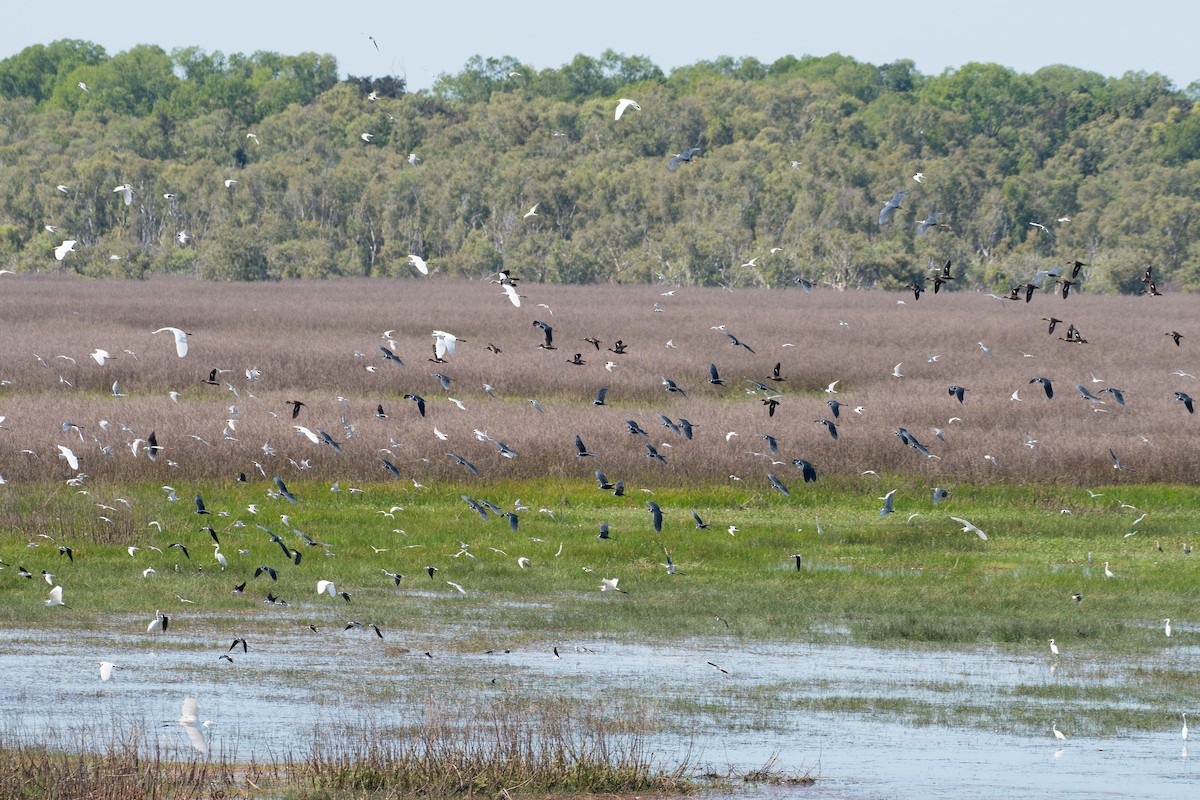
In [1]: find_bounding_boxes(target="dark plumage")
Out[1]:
[948,385,966,404]
[404,393,426,417]
[792,459,817,483]
[1029,377,1054,399]
[668,147,702,171]
[532,320,554,349]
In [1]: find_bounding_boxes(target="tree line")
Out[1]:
[1,40,1199,291]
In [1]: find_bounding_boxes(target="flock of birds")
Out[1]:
[4,85,1197,757]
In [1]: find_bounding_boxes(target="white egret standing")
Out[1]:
[1053,722,1066,740]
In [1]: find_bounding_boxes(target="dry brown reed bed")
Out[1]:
[1,274,1198,486]
[0,698,690,799]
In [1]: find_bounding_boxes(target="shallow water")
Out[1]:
[0,627,1193,799]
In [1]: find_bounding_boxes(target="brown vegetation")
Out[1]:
[1,274,1197,487]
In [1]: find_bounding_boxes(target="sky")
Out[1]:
[3,1,1197,94]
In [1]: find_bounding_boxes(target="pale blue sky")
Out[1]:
[4,1,1196,93]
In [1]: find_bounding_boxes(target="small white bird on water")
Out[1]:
[1053,721,1066,740]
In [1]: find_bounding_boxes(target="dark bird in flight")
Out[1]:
[1166,331,1183,346]
[1061,324,1088,344]
[432,373,452,391]
[582,336,602,350]
[593,386,608,406]
[661,376,686,397]
[1098,386,1125,406]
[816,418,838,440]
[878,189,909,225]
[668,147,702,171]
[1029,377,1054,399]
[533,320,554,349]
[446,452,479,474]
[574,435,596,458]
[204,368,220,385]
[567,353,586,365]
[708,364,726,385]
[906,280,925,300]
[762,396,780,417]
[756,433,779,454]
[1068,260,1086,279]
[769,362,785,382]
[1056,278,1077,299]
[625,419,649,436]
[380,346,403,365]
[595,470,615,490]
[1042,317,1062,335]
[230,638,248,653]
[274,476,297,503]
[827,399,841,418]
[375,404,387,419]
[194,495,210,515]
[691,509,709,529]
[146,431,160,462]
[286,400,305,419]
[1176,392,1195,414]
[645,444,668,465]
[404,393,426,417]
[767,472,790,496]
[720,330,755,354]
[948,385,967,404]
[608,340,628,355]
[647,501,663,533]
[792,458,817,483]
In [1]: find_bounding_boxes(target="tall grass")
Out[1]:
[1,275,1197,485]
[0,697,694,799]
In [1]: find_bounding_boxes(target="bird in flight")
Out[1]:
[669,147,702,172]
[614,98,641,120]
[878,190,909,225]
